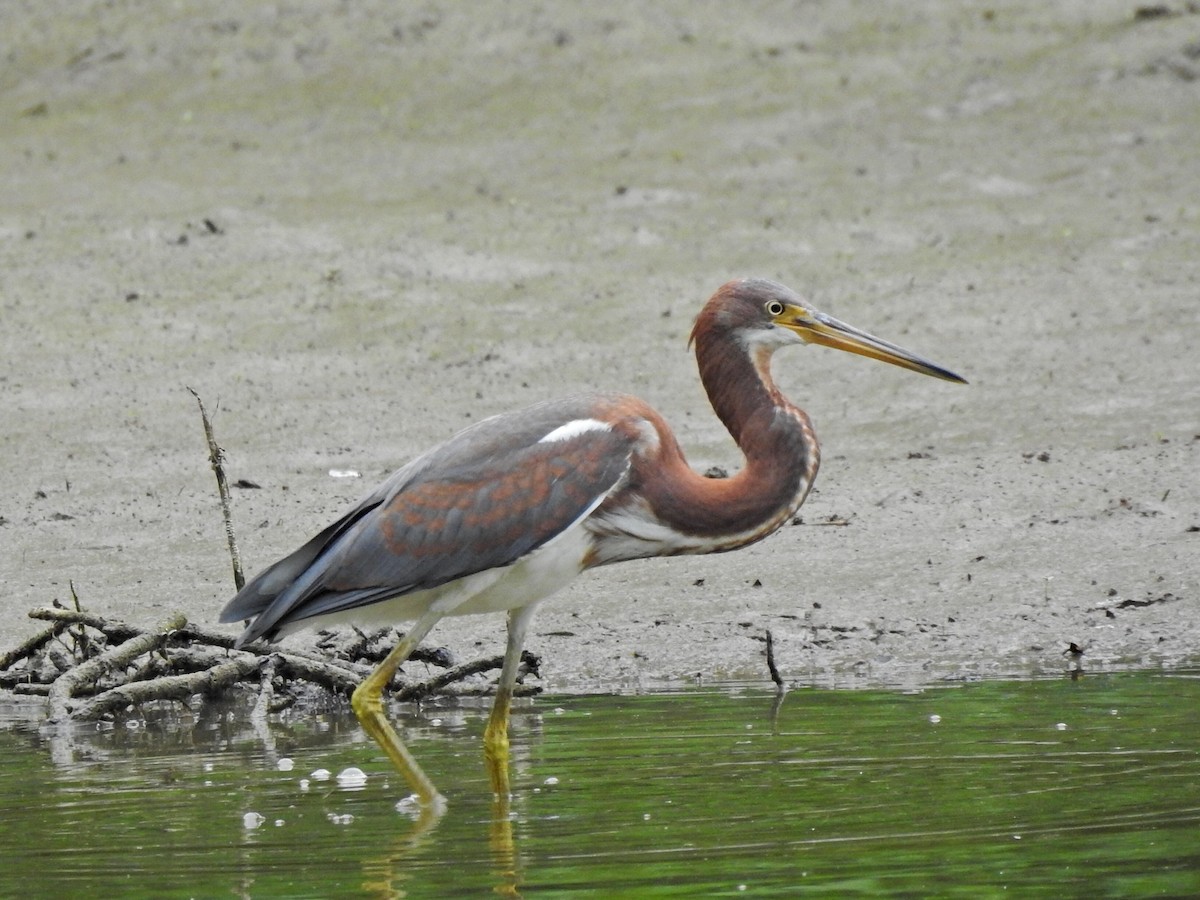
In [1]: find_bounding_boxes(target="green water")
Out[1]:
[0,672,1197,898]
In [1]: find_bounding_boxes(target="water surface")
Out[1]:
[1,671,1197,897]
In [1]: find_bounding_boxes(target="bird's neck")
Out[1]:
[665,327,819,546]
[696,332,810,463]
[586,330,820,563]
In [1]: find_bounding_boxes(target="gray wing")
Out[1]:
[220,394,634,644]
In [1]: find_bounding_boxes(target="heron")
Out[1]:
[220,278,965,807]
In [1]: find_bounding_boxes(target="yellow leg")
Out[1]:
[351,609,446,811]
[483,603,539,797]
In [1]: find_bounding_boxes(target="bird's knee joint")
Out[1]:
[351,684,383,719]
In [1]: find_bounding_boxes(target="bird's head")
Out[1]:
[693,278,966,384]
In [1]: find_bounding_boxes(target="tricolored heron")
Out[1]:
[220,278,965,807]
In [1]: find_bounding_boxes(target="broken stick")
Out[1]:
[764,628,785,692]
[47,611,187,723]
[188,387,245,591]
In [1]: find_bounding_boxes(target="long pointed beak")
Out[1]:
[784,308,967,384]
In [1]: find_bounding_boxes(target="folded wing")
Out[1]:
[220,396,635,644]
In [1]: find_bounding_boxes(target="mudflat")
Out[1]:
[3,2,1196,692]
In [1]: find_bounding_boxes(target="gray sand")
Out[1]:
[3,2,1197,693]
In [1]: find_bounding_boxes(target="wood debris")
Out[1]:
[0,606,540,725]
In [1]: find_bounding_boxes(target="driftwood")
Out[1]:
[46,611,186,723]
[395,650,540,702]
[0,621,70,671]
[72,654,265,722]
[250,656,277,727]
[28,606,143,642]
[2,606,540,727]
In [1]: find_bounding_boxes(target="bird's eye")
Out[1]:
[766,300,785,316]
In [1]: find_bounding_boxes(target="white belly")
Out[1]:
[289,520,593,633]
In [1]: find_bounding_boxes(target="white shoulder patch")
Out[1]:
[538,418,611,444]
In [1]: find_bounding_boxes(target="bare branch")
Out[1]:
[10,604,542,726]
[273,651,362,695]
[47,612,187,722]
[250,656,277,727]
[72,655,264,722]
[0,622,69,671]
[188,387,245,591]
[29,606,142,643]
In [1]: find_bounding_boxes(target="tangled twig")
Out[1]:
[1,391,541,731]
[2,605,539,726]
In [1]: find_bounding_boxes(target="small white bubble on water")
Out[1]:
[1056,722,1068,731]
[337,767,368,789]
[929,714,941,724]
[543,776,559,786]
[242,812,265,829]
[326,813,354,825]
[310,768,332,781]
[274,819,284,827]
[276,758,294,772]
[203,762,214,773]
[298,779,310,791]
[395,795,422,817]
